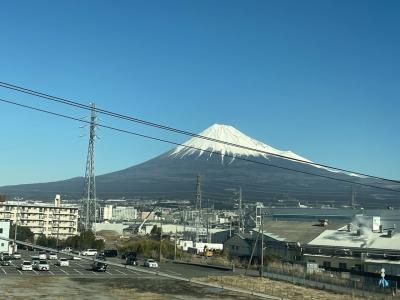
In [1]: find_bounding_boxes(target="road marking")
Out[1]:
[17,269,23,275]
[1,268,6,275]
[58,268,69,275]
[49,271,55,275]
[114,269,127,275]
[126,269,140,275]
[74,269,83,275]
[32,269,39,275]
[164,270,182,276]
[105,271,112,275]
[75,263,85,268]
[91,271,98,275]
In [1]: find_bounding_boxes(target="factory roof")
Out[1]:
[254,220,346,244]
[308,229,400,251]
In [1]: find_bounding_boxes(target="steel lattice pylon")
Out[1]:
[82,103,97,231]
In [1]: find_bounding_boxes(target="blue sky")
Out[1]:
[0,0,399,185]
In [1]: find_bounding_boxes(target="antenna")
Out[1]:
[82,103,97,231]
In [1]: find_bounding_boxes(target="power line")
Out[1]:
[0,97,400,194]
[0,81,398,184]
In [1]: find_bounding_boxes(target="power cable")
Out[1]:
[0,81,399,184]
[1,97,399,195]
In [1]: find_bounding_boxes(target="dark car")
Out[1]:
[92,261,107,272]
[125,255,137,266]
[103,249,118,257]
[121,251,136,259]
[1,256,12,266]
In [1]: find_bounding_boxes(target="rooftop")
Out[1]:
[308,229,400,251]
[254,220,347,244]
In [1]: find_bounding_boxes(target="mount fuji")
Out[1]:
[0,124,397,208]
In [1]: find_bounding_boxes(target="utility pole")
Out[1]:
[195,175,202,219]
[260,215,264,277]
[13,197,21,253]
[56,208,61,248]
[83,103,97,231]
[239,187,243,233]
[174,226,177,261]
[159,215,163,261]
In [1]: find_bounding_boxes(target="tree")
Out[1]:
[9,223,34,243]
[150,225,161,236]
[36,234,57,248]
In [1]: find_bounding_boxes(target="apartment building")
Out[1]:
[0,195,78,240]
[0,221,10,252]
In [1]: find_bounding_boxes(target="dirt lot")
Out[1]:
[200,275,371,300]
[0,276,260,300]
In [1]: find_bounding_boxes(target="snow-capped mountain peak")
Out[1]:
[170,124,311,163]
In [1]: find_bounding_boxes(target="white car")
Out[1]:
[35,260,49,271]
[81,249,97,256]
[57,258,69,267]
[61,247,72,252]
[143,259,158,268]
[38,251,47,260]
[47,252,57,260]
[21,261,33,271]
[13,252,22,259]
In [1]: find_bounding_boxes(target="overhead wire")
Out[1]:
[0,96,400,195]
[0,81,399,184]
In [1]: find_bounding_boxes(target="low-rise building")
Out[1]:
[0,195,78,240]
[0,221,10,253]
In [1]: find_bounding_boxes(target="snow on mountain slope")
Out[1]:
[170,124,312,163]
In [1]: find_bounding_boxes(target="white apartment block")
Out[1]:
[0,221,10,253]
[0,195,78,240]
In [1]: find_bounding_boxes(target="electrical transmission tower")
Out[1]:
[82,103,97,231]
[195,175,202,217]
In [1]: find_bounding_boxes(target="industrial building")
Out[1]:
[101,204,138,221]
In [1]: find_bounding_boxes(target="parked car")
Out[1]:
[61,247,72,253]
[0,256,12,266]
[38,251,47,260]
[47,252,57,260]
[57,258,69,267]
[31,256,40,266]
[121,251,136,260]
[103,249,118,257]
[125,255,137,266]
[143,259,158,268]
[81,249,97,256]
[21,261,33,271]
[12,252,21,260]
[35,260,49,271]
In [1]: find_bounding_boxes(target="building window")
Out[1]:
[0,228,3,233]
[0,243,3,247]
[323,261,331,268]
[339,263,347,269]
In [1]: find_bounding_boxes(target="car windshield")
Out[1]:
[23,262,31,265]
[39,260,47,264]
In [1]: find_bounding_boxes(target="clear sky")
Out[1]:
[0,0,399,185]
